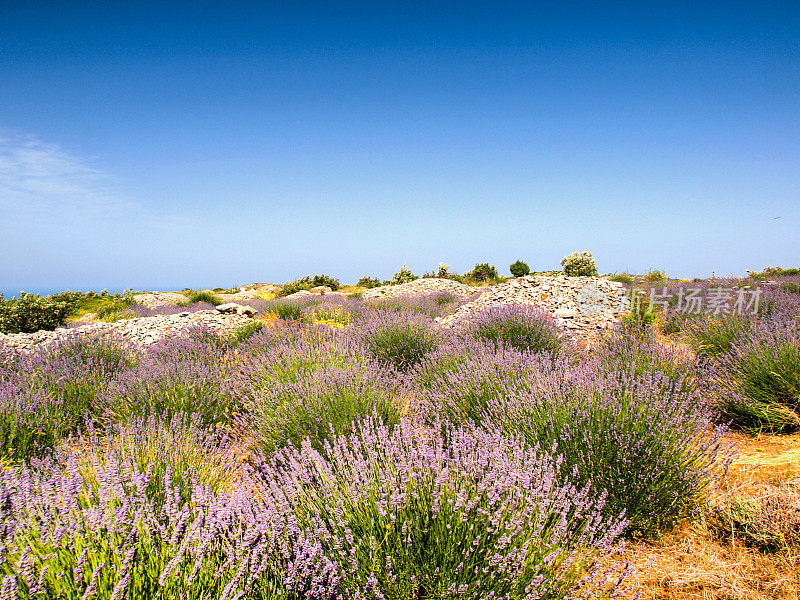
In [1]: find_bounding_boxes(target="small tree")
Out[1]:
[386,263,418,285]
[509,260,530,277]
[560,251,598,277]
[468,263,499,282]
[357,276,382,289]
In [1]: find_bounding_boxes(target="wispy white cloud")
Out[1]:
[0,132,125,211]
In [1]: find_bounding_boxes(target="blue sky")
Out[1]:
[1,1,798,295]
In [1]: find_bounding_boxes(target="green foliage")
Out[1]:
[356,276,382,288]
[437,366,724,538]
[685,314,751,358]
[94,297,134,319]
[620,296,657,333]
[307,273,340,290]
[610,273,634,285]
[0,292,79,334]
[469,309,566,358]
[466,262,499,282]
[748,266,800,280]
[385,263,418,285]
[423,263,453,278]
[560,250,598,277]
[715,330,800,434]
[781,281,800,294]
[186,290,223,306]
[509,260,530,277]
[433,292,456,306]
[246,368,401,455]
[643,269,667,283]
[217,321,264,348]
[361,319,440,371]
[0,336,137,463]
[268,301,307,321]
[279,274,341,296]
[278,279,311,297]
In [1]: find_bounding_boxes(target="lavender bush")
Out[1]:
[423,353,731,538]
[356,310,441,371]
[0,335,135,462]
[460,304,568,358]
[256,417,630,599]
[0,447,338,599]
[707,318,800,433]
[596,327,695,391]
[240,361,405,454]
[98,333,233,429]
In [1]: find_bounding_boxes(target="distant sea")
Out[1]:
[0,286,170,299]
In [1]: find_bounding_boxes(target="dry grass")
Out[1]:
[726,432,800,487]
[626,432,800,600]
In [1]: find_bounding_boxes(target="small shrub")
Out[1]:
[597,328,695,391]
[243,363,403,454]
[685,313,752,358]
[620,296,658,332]
[429,359,731,538]
[99,336,231,429]
[432,291,456,306]
[186,290,223,306]
[217,320,264,347]
[0,443,329,600]
[278,279,311,296]
[94,296,134,319]
[560,250,598,277]
[748,266,800,280]
[279,274,341,296]
[610,273,634,285]
[711,485,800,550]
[310,303,352,328]
[709,321,800,433]
[0,335,136,462]
[643,269,667,283]
[385,263,418,285]
[423,263,453,278]
[781,281,800,294]
[307,273,340,290]
[509,259,530,277]
[466,262,499,282]
[268,301,306,322]
[0,292,78,334]
[356,276,382,288]
[358,310,440,371]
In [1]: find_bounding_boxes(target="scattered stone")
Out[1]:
[285,290,313,299]
[0,310,254,356]
[216,303,258,317]
[217,290,264,302]
[363,278,482,300]
[133,292,188,309]
[310,286,333,294]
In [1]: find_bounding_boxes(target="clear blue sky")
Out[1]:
[2,1,798,295]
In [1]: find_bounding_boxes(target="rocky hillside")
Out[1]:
[0,308,255,355]
[439,275,625,331]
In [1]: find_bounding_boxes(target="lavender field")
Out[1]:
[1,277,799,599]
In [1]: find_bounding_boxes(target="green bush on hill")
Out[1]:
[561,250,598,276]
